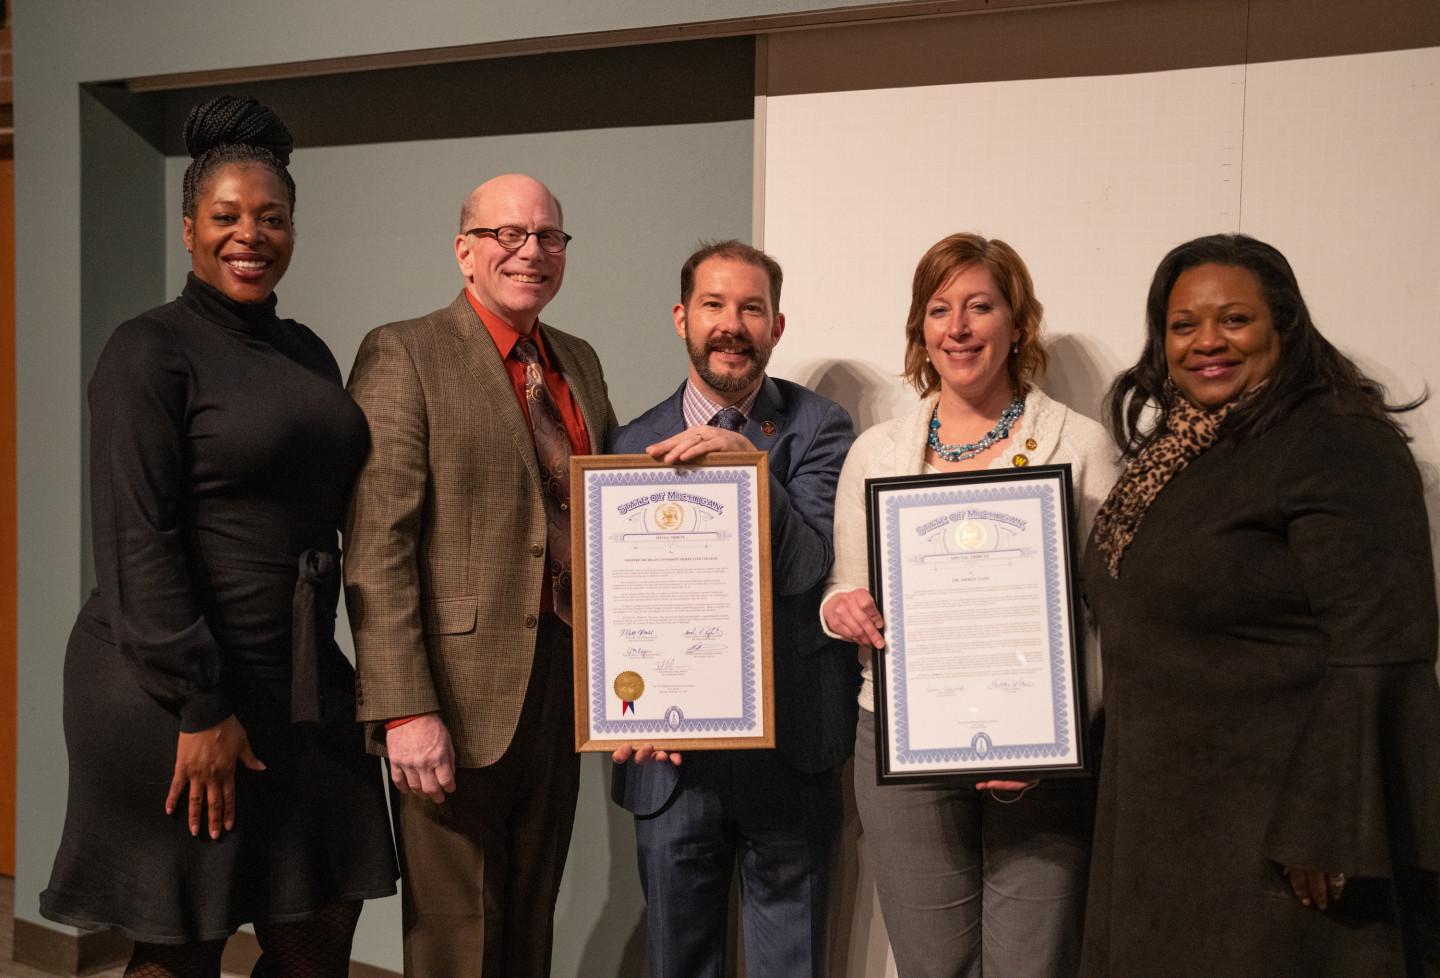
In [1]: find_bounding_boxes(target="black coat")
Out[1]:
[1081,394,1440,977]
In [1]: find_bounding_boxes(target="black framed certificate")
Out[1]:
[866,464,1089,783]
[570,453,775,753]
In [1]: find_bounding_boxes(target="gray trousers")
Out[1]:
[854,708,1091,978]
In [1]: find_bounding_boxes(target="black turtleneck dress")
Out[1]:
[40,275,397,943]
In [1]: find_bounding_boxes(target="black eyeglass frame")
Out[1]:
[464,225,573,254]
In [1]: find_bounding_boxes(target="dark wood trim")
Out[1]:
[754,33,770,97]
[761,0,1440,98]
[1246,0,1440,62]
[222,930,400,978]
[91,35,755,154]
[11,918,129,976]
[765,0,1247,95]
[219,929,261,975]
[348,960,402,978]
[122,0,1114,92]
[13,920,398,978]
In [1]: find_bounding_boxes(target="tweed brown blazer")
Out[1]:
[343,291,616,768]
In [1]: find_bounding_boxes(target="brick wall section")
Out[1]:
[0,0,12,880]
[0,3,10,106]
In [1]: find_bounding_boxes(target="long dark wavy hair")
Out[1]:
[1106,233,1423,457]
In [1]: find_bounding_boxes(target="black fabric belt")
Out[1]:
[291,549,340,724]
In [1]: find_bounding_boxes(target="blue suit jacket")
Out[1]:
[610,377,861,816]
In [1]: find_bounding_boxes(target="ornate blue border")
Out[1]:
[883,483,1071,766]
[585,469,759,735]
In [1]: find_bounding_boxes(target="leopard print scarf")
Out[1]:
[1092,393,1243,578]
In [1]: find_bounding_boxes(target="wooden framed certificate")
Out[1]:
[866,464,1090,783]
[571,453,775,752]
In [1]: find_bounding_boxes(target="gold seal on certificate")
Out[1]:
[614,670,645,717]
[953,519,988,551]
[614,670,645,702]
[571,452,776,752]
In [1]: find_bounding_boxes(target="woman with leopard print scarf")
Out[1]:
[1081,233,1440,977]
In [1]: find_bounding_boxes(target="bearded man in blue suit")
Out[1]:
[610,240,859,978]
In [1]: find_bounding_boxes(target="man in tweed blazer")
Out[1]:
[343,174,616,978]
[610,241,858,978]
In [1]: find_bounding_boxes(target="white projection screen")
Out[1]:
[762,48,1440,445]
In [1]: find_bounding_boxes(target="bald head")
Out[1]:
[454,173,568,332]
[459,174,563,234]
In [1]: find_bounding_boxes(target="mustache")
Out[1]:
[705,336,756,357]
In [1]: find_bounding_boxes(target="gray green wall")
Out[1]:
[16,1,801,972]
[161,125,753,972]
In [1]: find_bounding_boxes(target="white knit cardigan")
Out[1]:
[820,388,1121,714]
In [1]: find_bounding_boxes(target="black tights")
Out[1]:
[121,940,224,978]
[124,901,363,978]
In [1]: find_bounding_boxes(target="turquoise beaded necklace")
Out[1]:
[928,393,1025,462]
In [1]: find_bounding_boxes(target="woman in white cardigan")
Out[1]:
[821,233,1118,978]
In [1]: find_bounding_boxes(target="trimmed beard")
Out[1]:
[686,328,771,394]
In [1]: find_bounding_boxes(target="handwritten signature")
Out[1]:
[989,678,1035,692]
[625,647,651,658]
[683,626,725,639]
[685,642,728,655]
[657,658,687,676]
[620,628,656,639]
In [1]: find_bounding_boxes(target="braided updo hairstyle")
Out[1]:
[181,95,296,220]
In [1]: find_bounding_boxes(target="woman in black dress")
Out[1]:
[1082,233,1440,976]
[40,96,396,977]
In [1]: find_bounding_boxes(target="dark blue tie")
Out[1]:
[710,407,745,432]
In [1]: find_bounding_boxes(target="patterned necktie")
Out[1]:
[710,407,746,432]
[511,336,574,625]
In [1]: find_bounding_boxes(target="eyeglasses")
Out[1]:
[464,225,573,254]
